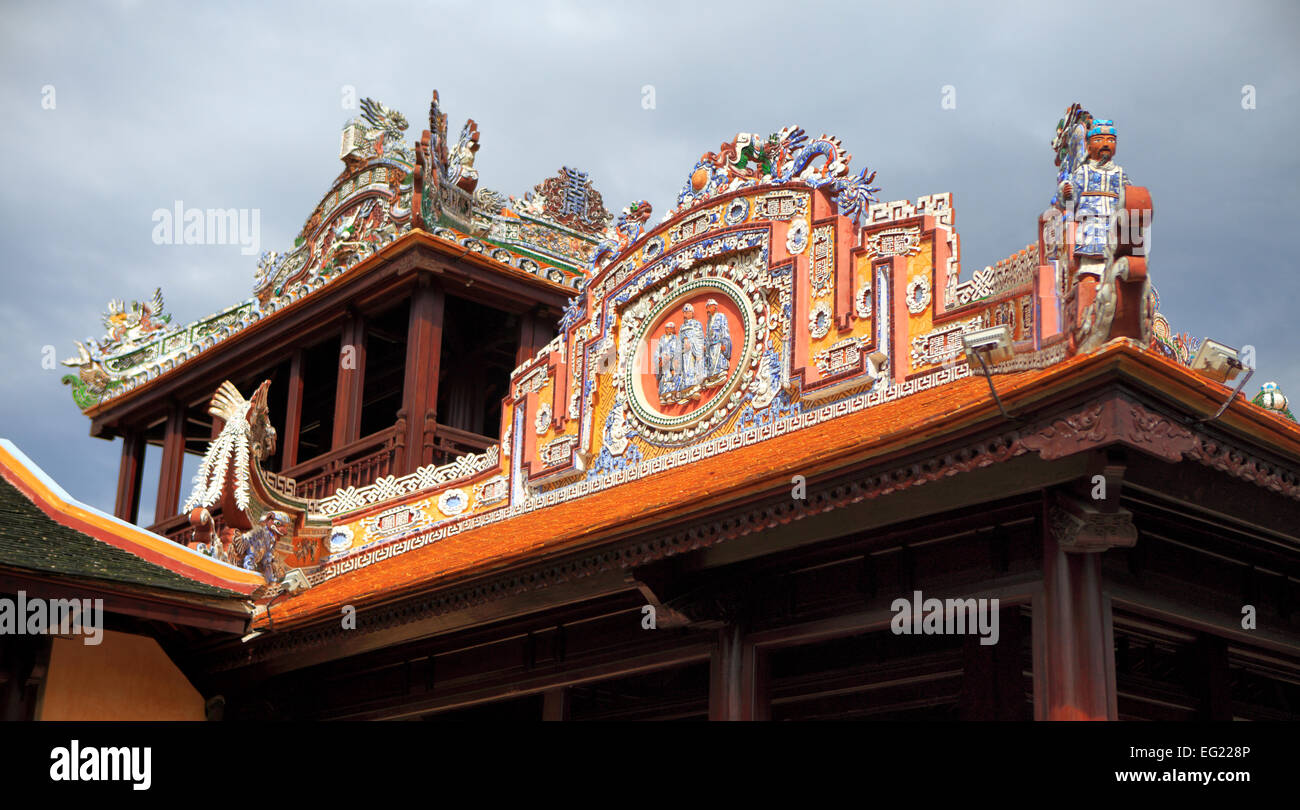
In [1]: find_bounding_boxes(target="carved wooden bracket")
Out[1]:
[1020,396,1195,462]
[1050,492,1137,552]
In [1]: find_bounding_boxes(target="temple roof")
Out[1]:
[254,341,1300,631]
[48,97,1299,635]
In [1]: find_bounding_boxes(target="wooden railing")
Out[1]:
[148,508,230,545]
[148,421,498,538]
[430,423,494,467]
[284,424,404,502]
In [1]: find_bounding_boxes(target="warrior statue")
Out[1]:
[1057,118,1131,313]
[678,304,706,401]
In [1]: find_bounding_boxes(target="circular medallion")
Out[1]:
[438,488,468,516]
[691,166,710,191]
[624,278,755,440]
[906,276,931,314]
[855,284,873,318]
[328,526,354,554]
[786,218,809,255]
[809,301,832,338]
[643,236,664,262]
[725,197,749,226]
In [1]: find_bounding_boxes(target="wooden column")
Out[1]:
[401,279,445,473]
[515,311,537,368]
[709,623,764,720]
[1040,508,1117,720]
[541,687,569,721]
[332,312,367,450]
[281,348,305,469]
[0,635,50,721]
[154,402,187,525]
[113,430,145,523]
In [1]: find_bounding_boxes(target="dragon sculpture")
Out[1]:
[61,288,172,408]
[358,97,409,157]
[675,127,880,225]
[446,119,481,193]
[184,380,330,584]
[99,288,170,354]
[592,199,653,268]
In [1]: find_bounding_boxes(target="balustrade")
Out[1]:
[148,420,496,540]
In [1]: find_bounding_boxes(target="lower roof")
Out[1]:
[0,439,263,600]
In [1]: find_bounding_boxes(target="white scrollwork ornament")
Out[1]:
[786,218,809,255]
[809,301,832,339]
[906,276,931,314]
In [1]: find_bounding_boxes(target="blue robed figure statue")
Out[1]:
[702,298,731,387]
[1058,118,1131,278]
[678,304,706,401]
[652,321,681,402]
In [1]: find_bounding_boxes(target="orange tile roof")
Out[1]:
[258,340,1300,629]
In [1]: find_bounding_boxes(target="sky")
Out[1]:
[1,0,1297,520]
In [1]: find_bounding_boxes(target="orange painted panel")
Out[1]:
[38,630,204,721]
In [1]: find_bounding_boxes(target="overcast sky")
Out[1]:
[1,0,1296,520]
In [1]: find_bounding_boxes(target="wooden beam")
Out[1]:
[327,641,713,720]
[0,570,250,634]
[401,279,445,473]
[113,430,145,523]
[85,239,571,439]
[693,453,1090,571]
[0,635,51,721]
[154,402,186,525]
[223,568,638,680]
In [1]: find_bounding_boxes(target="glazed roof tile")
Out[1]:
[261,340,1300,630]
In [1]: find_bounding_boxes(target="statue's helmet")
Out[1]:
[1086,119,1117,140]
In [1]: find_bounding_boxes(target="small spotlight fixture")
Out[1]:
[280,568,312,595]
[1191,339,1255,423]
[867,350,889,377]
[1190,339,1245,384]
[962,325,1017,420]
[962,325,1015,368]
